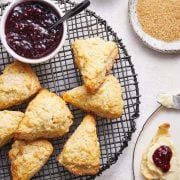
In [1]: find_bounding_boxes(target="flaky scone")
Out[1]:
[141,123,180,180]
[9,140,53,180]
[0,61,41,110]
[15,89,73,141]
[57,114,100,176]
[0,110,24,148]
[62,75,124,118]
[72,37,118,93]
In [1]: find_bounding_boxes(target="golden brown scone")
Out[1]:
[0,110,24,148]
[0,61,41,110]
[57,114,100,176]
[15,89,73,141]
[62,75,124,118]
[9,140,53,180]
[72,37,118,93]
[141,123,180,180]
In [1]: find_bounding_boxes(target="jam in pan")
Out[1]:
[152,145,172,173]
[5,1,64,59]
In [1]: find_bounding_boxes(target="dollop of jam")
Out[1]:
[152,145,172,173]
[5,1,63,59]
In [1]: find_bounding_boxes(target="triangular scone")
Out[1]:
[57,114,100,176]
[9,140,53,180]
[0,61,41,110]
[0,111,24,148]
[72,37,118,93]
[141,123,180,180]
[62,75,124,118]
[15,89,73,141]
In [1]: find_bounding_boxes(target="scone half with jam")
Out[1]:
[141,123,180,180]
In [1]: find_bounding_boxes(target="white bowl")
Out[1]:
[0,0,67,64]
[128,0,180,53]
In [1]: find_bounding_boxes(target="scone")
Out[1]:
[141,123,180,180]
[0,61,41,109]
[57,114,100,176]
[72,37,118,93]
[15,89,73,141]
[0,110,24,148]
[62,75,124,118]
[9,140,53,180]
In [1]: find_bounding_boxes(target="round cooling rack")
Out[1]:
[0,0,140,179]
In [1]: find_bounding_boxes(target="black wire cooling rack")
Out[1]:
[0,0,140,179]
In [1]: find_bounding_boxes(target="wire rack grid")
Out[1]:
[0,0,140,179]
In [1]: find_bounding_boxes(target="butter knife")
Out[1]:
[157,93,180,109]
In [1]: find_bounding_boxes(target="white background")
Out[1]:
[1,0,180,179]
[74,0,180,180]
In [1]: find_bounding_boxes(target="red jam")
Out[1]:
[152,145,172,173]
[5,1,63,59]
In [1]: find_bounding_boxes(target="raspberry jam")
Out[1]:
[5,1,63,59]
[152,145,172,173]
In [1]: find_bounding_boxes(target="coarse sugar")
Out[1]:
[136,0,180,42]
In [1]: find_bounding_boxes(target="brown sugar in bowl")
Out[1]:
[136,0,180,42]
[128,0,180,53]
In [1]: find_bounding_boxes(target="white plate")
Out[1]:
[133,106,180,180]
[128,0,180,53]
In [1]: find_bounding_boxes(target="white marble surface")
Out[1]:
[73,0,180,180]
[1,0,179,179]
